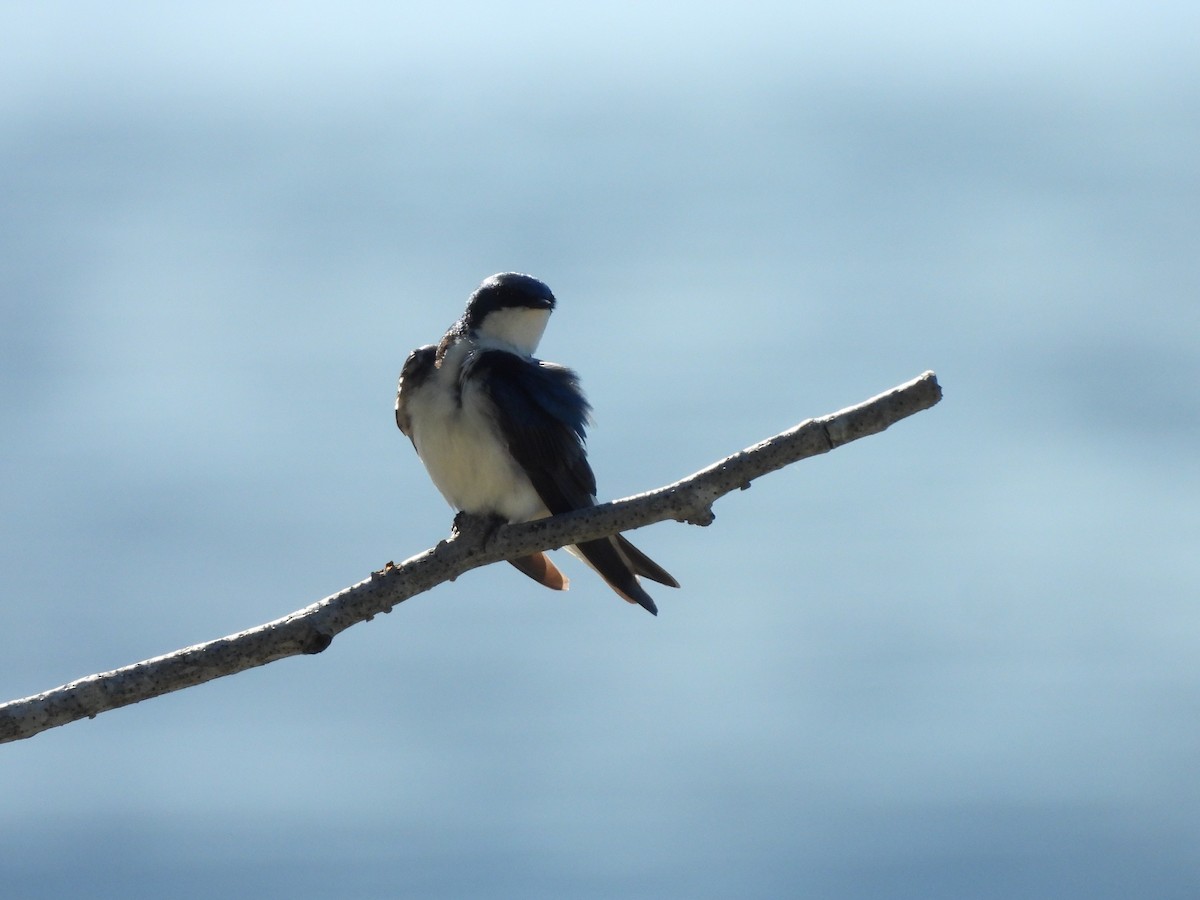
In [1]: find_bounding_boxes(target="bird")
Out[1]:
[395,272,678,614]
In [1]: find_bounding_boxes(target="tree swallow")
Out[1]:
[395,272,678,614]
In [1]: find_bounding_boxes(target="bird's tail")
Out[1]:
[508,553,569,591]
[614,535,679,588]
[569,535,678,616]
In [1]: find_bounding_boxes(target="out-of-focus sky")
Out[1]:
[2,3,1197,898]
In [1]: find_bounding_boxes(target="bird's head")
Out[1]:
[461,272,556,356]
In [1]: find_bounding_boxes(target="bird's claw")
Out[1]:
[451,511,506,547]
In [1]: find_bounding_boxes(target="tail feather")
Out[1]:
[615,535,679,588]
[508,553,569,591]
[569,534,678,616]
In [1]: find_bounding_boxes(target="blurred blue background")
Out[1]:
[2,2,1197,897]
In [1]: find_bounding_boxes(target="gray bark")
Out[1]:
[0,371,941,744]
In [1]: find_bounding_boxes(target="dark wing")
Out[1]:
[469,349,596,513]
[472,349,676,615]
[468,349,595,598]
[395,344,437,441]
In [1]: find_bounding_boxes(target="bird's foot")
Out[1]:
[451,511,507,547]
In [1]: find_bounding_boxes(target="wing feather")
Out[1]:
[469,349,596,513]
[467,348,676,614]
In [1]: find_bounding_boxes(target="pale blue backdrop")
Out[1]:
[2,2,1197,898]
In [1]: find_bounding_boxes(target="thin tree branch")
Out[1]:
[0,371,941,744]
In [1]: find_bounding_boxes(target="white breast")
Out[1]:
[405,342,547,523]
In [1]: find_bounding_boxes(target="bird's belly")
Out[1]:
[410,395,545,522]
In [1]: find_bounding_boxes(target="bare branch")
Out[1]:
[0,371,941,744]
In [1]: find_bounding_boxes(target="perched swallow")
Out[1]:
[395,272,677,614]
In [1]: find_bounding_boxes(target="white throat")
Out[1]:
[476,307,551,356]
